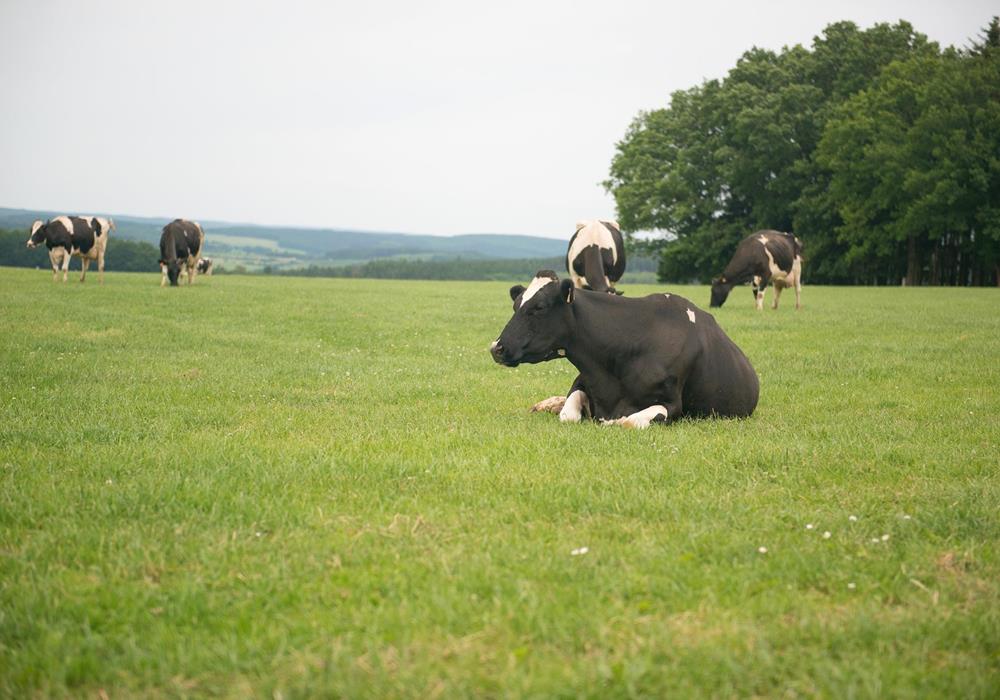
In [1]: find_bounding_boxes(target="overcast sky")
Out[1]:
[0,1,994,238]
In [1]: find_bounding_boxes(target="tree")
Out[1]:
[606,21,946,284]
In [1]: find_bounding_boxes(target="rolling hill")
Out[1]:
[0,206,566,270]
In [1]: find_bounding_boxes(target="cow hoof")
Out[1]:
[531,396,566,413]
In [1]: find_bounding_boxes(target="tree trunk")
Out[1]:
[906,236,921,286]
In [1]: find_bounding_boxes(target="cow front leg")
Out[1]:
[772,283,783,309]
[160,263,168,287]
[602,405,672,429]
[48,250,61,281]
[795,279,802,310]
[559,389,591,423]
[531,396,567,414]
[80,257,90,282]
[98,251,105,285]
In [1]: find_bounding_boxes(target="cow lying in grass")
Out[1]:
[490,271,759,428]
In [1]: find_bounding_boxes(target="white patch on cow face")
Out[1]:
[518,275,556,308]
[559,390,589,423]
[568,221,619,265]
[687,308,696,323]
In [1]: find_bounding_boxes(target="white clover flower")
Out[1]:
[570,547,589,556]
[881,534,890,541]
[871,538,880,543]
[823,531,831,539]
[902,514,912,520]
[847,582,856,589]
[805,524,814,530]
[849,515,858,522]
[757,546,768,554]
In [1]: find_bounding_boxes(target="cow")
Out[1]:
[490,270,759,428]
[26,215,112,283]
[196,257,213,276]
[159,219,205,286]
[710,230,803,310]
[566,219,626,294]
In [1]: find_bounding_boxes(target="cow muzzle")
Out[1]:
[490,340,505,365]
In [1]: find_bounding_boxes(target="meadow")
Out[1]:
[1,267,998,698]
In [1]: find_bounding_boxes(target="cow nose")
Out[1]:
[490,340,504,363]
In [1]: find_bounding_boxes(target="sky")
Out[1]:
[0,0,994,238]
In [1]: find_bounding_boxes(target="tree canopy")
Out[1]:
[606,18,1000,286]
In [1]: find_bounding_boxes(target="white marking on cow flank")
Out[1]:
[763,246,786,281]
[686,308,696,323]
[518,275,556,307]
[53,216,73,236]
[559,390,589,423]
[757,234,769,244]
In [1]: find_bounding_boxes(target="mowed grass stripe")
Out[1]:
[1,268,998,697]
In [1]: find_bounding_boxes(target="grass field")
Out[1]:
[1,267,998,698]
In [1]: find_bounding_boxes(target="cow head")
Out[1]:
[160,259,181,286]
[710,276,734,308]
[26,220,45,248]
[490,270,574,367]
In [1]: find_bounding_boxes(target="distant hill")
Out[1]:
[0,207,565,271]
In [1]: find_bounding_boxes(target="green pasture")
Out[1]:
[1,268,998,697]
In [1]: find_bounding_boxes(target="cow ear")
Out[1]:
[560,278,574,304]
[509,284,525,301]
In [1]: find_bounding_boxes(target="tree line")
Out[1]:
[606,18,1000,286]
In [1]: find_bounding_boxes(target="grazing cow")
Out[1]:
[490,270,759,428]
[159,219,205,286]
[710,230,803,310]
[196,257,213,276]
[26,215,112,283]
[566,219,626,294]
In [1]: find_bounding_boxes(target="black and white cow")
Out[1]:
[26,215,113,283]
[196,257,213,276]
[710,230,803,310]
[490,270,759,428]
[566,219,626,294]
[159,219,205,287]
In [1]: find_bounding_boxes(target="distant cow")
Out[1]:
[196,257,213,276]
[566,220,626,294]
[26,215,113,283]
[490,270,759,428]
[159,219,205,286]
[710,231,803,310]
